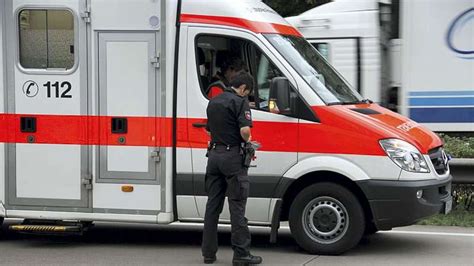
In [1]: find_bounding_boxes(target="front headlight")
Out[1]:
[379,139,430,173]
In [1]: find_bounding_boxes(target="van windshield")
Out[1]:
[264,34,365,105]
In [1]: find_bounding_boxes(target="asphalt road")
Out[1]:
[0,220,473,265]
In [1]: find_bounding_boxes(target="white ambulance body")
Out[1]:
[286,0,474,132]
[1,0,452,254]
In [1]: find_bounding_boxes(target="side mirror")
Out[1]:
[269,77,291,115]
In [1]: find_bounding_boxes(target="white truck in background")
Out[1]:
[286,0,474,132]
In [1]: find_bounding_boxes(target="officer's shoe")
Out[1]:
[232,254,263,265]
[203,256,216,264]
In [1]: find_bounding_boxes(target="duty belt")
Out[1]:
[210,142,243,151]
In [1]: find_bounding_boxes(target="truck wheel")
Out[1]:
[289,182,365,255]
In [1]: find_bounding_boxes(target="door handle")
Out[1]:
[192,122,207,128]
[20,117,37,133]
[111,117,128,134]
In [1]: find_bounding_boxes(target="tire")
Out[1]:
[289,182,365,255]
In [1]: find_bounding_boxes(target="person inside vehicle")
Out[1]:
[206,52,245,98]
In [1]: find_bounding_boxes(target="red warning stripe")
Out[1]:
[180,14,302,37]
[0,113,387,156]
[0,114,175,147]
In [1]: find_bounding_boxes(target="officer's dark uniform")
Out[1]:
[202,87,253,259]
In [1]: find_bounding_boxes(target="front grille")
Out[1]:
[429,147,449,175]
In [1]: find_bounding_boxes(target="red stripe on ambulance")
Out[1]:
[180,14,302,37]
[0,113,388,156]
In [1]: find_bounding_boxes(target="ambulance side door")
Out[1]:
[5,0,90,210]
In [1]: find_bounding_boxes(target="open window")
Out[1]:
[194,34,318,122]
[195,35,248,98]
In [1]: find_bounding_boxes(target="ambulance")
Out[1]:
[0,0,452,254]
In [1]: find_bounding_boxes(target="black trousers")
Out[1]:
[201,146,251,258]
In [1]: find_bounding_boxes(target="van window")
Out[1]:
[249,46,317,122]
[19,9,74,69]
[195,34,318,122]
[195,35,248,98]
[250,47,283,110]
[266,34,364,105]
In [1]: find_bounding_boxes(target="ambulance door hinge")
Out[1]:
[80,6,91,23]
[150,150,161,162]
[150,54,160,69]
[82,174,93,190]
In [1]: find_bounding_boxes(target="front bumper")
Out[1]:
[357,176,452,230]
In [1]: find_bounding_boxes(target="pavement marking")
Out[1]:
[303,256,320,266]
[381,230,474,237]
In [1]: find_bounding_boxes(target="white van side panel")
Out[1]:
[16,144,81,199]
[0,0,5,207]
[284,154,402,181]
[93,184,161,211]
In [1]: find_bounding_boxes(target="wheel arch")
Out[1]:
[278,171,374,231]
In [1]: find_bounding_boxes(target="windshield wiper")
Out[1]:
[327,99,373,106]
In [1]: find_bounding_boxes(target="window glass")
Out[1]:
[253,47,283,110]
[195,35,247,98]
[251,47,317,121]
[266,34,364,105]
[194,34,318,122]
[250,45,318,121]
[19,9,74,69]
[312,43,329,60]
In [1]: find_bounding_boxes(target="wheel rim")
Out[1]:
[302,196,349,244]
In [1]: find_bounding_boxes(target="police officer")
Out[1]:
[202,72,263,265]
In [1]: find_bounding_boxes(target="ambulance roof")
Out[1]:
[181,0,302,37]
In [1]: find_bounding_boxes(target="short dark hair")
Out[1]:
[217,51,245,72]
[230,71,254,93]
[222,56,244,73]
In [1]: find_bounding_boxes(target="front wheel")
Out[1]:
[289,182,365,255]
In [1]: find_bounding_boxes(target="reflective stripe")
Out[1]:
[2,104,442,155]
[0,113,386,155]
[180,14,302,37]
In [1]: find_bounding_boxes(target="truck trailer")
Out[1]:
[286,0,474,132]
